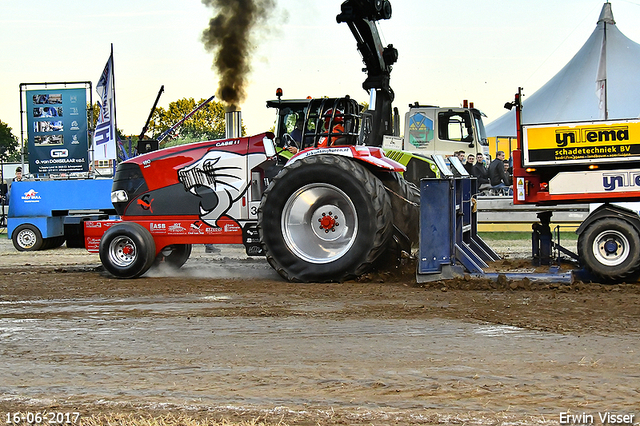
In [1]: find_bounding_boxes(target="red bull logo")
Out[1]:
[21,189,41,202]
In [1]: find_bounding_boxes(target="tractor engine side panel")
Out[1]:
[116,135,271,227]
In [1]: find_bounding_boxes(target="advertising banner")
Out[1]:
[523,119,640,166]
[93,53,116,161]
[26,88,89,174]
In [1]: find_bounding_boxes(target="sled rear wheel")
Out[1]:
[578,218,640,283]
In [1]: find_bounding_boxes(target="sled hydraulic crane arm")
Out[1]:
[337,0,397,147]
[337,0,397,95]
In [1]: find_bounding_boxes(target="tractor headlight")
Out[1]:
[111,189,129,203]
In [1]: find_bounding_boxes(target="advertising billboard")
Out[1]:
[26,88,89,174]
[523,119,640,166]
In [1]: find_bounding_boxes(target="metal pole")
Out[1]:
[111,44,117,142]
[0,154,5,228]
[603,21,608,120]
[19,84,25,171]
[139,85,165,141]
[88,81,94,177]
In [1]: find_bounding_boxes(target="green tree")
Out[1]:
[147,98,243,147]
[0,120,20,162]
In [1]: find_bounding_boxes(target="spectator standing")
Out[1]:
[489,151,512,193]
[13,167,22,182]
[464,154,475,174]
[503,160,512,186]
[5,167,23,206]
[471,153,491,189]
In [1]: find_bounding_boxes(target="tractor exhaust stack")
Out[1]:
[225,109,242,139]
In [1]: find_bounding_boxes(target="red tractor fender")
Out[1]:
[286,146,405,172]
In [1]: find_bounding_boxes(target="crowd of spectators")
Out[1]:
[452,151,512,195]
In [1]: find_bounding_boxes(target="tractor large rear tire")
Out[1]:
[378,171,420,248]
[258,155,393,282]
[578,217,640,283]
[99,222,156,279]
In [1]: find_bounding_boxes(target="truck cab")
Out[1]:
[383,103,490,159]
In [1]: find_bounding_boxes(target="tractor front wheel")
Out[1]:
[99,222,156,279]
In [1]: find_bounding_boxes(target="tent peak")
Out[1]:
[598,2,616,25]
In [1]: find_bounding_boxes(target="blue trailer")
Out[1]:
[7,179,115,251]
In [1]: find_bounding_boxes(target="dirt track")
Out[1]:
[0,235,639,425]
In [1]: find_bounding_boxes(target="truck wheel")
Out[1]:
[154,244,192,269]
[578,218,640,283]
[12,224,44,251]
[99,222,156,279]
[258,155,393,282]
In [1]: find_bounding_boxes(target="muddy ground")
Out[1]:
[0,234,638,425]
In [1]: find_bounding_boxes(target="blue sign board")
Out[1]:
[26,88,89,174]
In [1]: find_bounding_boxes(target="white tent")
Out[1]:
[486,2,640,137]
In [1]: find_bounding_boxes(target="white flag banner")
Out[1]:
[93,52,116,160]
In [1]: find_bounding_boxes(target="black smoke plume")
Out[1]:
[201,0,276,111]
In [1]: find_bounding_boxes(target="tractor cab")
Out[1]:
[267,93,362,156]
[266,97,309,151]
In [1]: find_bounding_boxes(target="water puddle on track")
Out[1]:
[1,293,639,418]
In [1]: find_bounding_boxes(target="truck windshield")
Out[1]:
[473,111,488,146]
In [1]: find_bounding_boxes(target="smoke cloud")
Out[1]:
[201,0,276,111]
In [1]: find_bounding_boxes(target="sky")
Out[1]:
[2,0,640,140]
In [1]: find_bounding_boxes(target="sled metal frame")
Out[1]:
[416,156,573,283]
[417,156,499,282]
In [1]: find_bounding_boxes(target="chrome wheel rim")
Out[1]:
[17,229,37,249]
[593,229,629,267]
[282,183,357,264]
[109,236,138,267]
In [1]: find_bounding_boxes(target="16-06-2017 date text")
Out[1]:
[5,412,81,424]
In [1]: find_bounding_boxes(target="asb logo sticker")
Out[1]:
[150,223,166,234]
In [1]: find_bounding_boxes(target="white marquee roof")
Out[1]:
[486,2,640,137]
